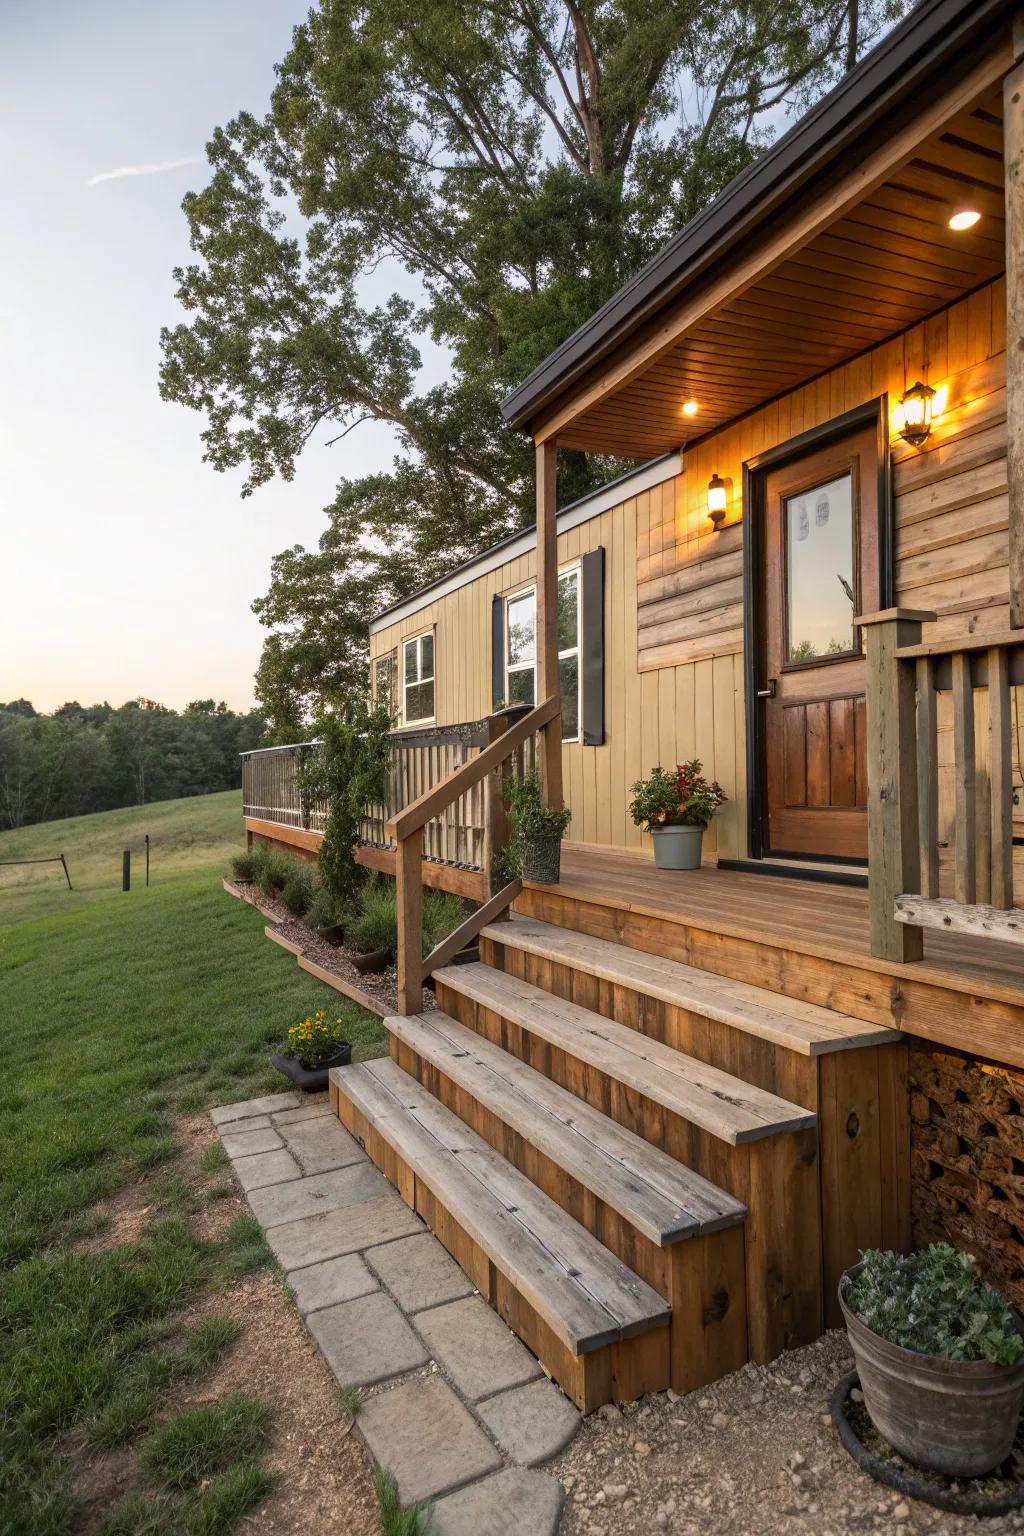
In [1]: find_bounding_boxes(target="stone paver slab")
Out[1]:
[278,1115,366,1175]
[357,1376,501,1505]
[271,1101,333,1126]
[266,1194,423,1270]
[215,1113,272,1136]
[365,1232,474,1314]
[232,1148,303,1192]
[246,1161,383,1228]
[477,1377,580,1466]
[308,1291,427,1387]
[287,1253,379,1316]
[415,1295,541,1402]
[211,1092,302,1126]
[221,1127,283,1160]
[430,1467,564,1536]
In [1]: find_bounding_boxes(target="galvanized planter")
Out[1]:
[521,830,563,884]
[651,824,704,870]
[839,1264,1024,1477]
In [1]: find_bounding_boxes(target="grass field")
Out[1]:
[0,793,387,1534]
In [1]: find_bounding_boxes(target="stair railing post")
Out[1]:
[395,827,423,1015]
[482,710,512,899]
[858,608,934,962]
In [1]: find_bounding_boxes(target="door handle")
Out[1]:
[756,680,777,699]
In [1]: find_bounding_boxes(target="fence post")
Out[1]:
[482,711,512,899]
[858,608,933,962]
[395,829,423,1015]
[122,849,131,893]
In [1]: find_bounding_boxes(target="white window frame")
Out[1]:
[503,564,581,744]
[402,630,436,727]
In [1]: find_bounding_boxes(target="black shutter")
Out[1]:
[491,593,505,709]
[581,547,605,746]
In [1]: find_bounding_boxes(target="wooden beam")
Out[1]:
[395,829,423,1016]
[420,880,522,977]
[1007,36,1024,626]
[535,439,564,808]
[895,894,1024,944]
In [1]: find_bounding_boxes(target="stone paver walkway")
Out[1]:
[211,1089,579,1532]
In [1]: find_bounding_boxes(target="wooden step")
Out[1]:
[332,1057,672,1410]
[432,963,816,1146]
[385,1008,747,1246]
[483,916,901,1057]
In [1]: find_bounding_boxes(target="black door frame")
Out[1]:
[742,396,893,862]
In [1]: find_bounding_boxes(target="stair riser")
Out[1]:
[331,1077,670,1411]
[435,978,824,1363]
[391,1036,750,1393]
[479,938,913,1329]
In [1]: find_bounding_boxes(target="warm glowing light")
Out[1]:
[682,399,699,417]
[948,209,981,231]
[898,381,936,447]
[707,472,728,529]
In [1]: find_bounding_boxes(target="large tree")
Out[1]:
[161,0,907,729]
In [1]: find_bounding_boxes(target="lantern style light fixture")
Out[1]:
[707,472,728,529]
[898,381,936,448]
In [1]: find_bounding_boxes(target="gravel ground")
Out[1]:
[553,1331,1024,1536]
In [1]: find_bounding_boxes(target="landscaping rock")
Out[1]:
[307,1291,428,1388]
[477,1376,580,1466]
[356,1376,501,1504]
[364,1232,474,1314]
[246,1161,381,1228]
[415,1295,542,1402]
[210,1091,303,1125]
[286,1252,379,1316]
[265,1194,423,1269]
[430,1466,565,1536]
[232,1148,303,1192]
[277,1114,366,1175]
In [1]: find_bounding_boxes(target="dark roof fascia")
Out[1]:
[500,0,1013,432]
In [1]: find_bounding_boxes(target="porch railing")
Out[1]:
[862,610,1024,958]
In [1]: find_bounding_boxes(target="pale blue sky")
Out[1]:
[1,0,409,713]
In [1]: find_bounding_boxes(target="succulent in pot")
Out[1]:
[270,1009,352,1092]
[503,768,572,885]
[628,760,727,870]
[839,1244,1024,1477]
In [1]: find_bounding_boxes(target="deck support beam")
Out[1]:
[1007,16,1024,627]
[535,439,563,808]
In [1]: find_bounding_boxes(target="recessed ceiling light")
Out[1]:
[948,210,981,231]
[682,399,699,417]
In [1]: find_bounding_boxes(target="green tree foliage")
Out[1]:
[161,0,908,729]
[300,705,393,908]
[0,699,267,830]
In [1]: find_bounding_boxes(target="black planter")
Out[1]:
[350,948,391,975]
[269,1042,352,1093]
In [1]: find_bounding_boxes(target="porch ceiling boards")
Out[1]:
[553,89,1006,458]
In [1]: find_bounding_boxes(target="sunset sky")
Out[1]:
[1,0,417,714]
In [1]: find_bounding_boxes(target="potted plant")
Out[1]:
[839,1244,1024,1477]
[270,1009,352,1093]
[503,769,572,884]
[629,761,727,870]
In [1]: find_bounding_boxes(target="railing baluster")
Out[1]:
[951,651,977,906]
[916,657,940,900]
[990,646,1015,910]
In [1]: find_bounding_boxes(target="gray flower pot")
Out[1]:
[839,1263,1024,1477]
[650,825,704,870]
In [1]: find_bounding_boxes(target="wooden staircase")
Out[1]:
[330,910,909,1412]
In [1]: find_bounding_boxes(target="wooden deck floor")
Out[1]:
[517,845,1024,1064]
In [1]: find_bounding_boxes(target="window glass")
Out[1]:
[506,592,535,666]
[374,653,394,714]
[507,668,535,707]
[558,654,579,740]
[785,473,856,663]
[558,571,578,651]
[504,571,582,741]
[402,634,435,723]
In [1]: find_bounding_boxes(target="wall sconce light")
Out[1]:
[898,381,935,448]
[707,472,728,529]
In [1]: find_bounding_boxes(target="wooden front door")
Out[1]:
[761,424,881,860]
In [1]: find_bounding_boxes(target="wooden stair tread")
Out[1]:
[433,963,817,1146]
[386,1009,746,1247]
[484,915,901,1057]
[333,1057,671,1354]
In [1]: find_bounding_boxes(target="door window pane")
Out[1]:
[785,473,856,662]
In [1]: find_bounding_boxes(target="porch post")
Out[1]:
[1006,16,1024,627]
[535,439,563,807]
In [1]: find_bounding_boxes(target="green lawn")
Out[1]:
[0,794,386,1534]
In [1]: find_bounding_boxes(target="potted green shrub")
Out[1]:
[504,769,571,884]
[839,1244,1024,1477]
[628,761,727,870]
[270,1009,352,1093]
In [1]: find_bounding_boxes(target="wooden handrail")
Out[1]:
[388,695,560,841]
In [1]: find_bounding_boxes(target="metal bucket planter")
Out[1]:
[522,831,563,884]
[839,1264,1024,1477]
[651,824,704,870]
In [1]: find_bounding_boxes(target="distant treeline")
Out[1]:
[0,698,267,829]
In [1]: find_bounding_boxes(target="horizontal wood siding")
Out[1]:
[373,281,1019,861]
